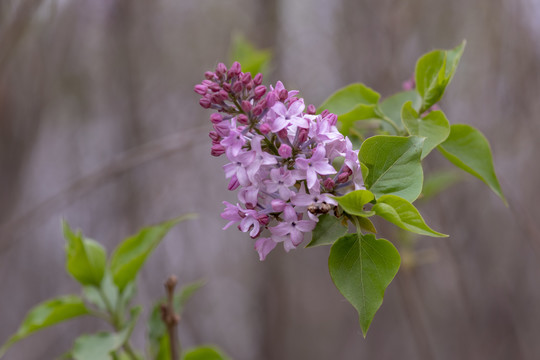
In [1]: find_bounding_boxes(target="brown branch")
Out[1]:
[161,275,180,360]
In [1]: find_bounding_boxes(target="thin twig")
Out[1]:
[161,275,180,360]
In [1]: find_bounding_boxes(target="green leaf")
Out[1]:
[379,90,422,131]
[63,221,107,287]
[328,233,400,336]
[333,190,375,217]
[415,41,466,111]
[0,296,89,357]
[318,83,380,135]
[421,170,462,201]
[110,214,195,291]
[359,135,424,202]
[401,101,450,159]
[175,280,206,315]
[230,33,272,76]
[438,124,506,204]
[373,195,447,237]
[306,214,349,248]
[356,216,377,234]
[184,346,231,360]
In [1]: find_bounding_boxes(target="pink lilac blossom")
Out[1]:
[195,62,364,260]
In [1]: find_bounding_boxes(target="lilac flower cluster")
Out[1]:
[195,62,364,260]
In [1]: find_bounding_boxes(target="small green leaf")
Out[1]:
[356,216,377,234]
[0,296,89,357]
[401,101,450,159]
[415,41,466,111]
[230,33,272,76]
[438,124,506,204]
[373,195,447,237]
[184,346,231,360]
[334,190,375,217]
[110,214,195,291]
[329,233,400,336]
[318,83,380,135]
[306,214,349,248]
[359,135,424,202]
[63,221,107,287]
[379,90,422,131]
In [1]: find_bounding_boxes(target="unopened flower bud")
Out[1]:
[209,83,221,92]
[241,72,252,85]
[266,92,277,107]
[271,199,286,212]
[210,113,223,124]
[199,97,211,109]
[222,83,231,92]
[257,214,270,226]
[231,81,243,93]
[194,84,207,95]
[208,131,220,141]
[228,61,241,77]
[277,129,288,139]
[211,144,226,156]
[228,176,240,191]
[323,177,335,190]
[218,90,229,99]
[237,114,249,125]
[253,73,263,86]
[254,85,267,99]
[216,62,227,76]
[259,123,271,134]
[204,71,215,80]
[297,128,309,143]
[279,89,288,101]
[241,100,252,112]
[211,93,224,104]
[214,122,230,137]
[320,109,330,118]
[307,104,316,114]
[278,144,292,158]
[252,105,263,116]
[327,113,338,126]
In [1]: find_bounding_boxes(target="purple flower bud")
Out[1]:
[259,123,271,134]
[228,176,240,191]
[208,131,220,141]
[297,128,309,143]
[253,73,263,86]
[278,144,292,158]
[199,97,211,109]
[271,199,286,212]
[279,89,288,101]
[307,104,316,115]
[216,62,227,76]
[320,109,330,118]
[228,61,241,78]
[266,92,277,107]
[323,177,335,190]
[218,90,228,99]
[277,129,288,139]
[209,83,221,92]
[211,144,226,156]
[246,81,253,91]
[210,113,223,124]
[337,172,350,183]
[204,71,215,80]
[222,83,231,92]
[232,81,243,93]
[257,214,270,226]
[241,72,252,85]
[327,113,338,126]
[252,104,263,116]
[211,93,224,104]
[202,80,214,86]
[194,84,207,95]
[241,100,252,112]
[237,114,249,125]
[254,85,267,99]
[214,122,230,137]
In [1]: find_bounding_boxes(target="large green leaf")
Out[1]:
[63,221,107,287]
[359,135,424,202]
[333,190,375,217]
[401,101,450,159]
[110,215,195,291]
[438,124,506,204]
[230,33,272,76]
[415,41,466,112]
[373,195,447,237]
[329,233,400,336]
[379,90,422,131]
[0,296,89,357]
[183,346,230,360]
[318,83,380,135]
[306,214,348,248]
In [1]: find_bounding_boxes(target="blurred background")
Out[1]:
[1,0,539,359]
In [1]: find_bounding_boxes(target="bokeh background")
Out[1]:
[1,0,539,359]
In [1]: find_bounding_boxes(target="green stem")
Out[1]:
[352,216,363,237]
